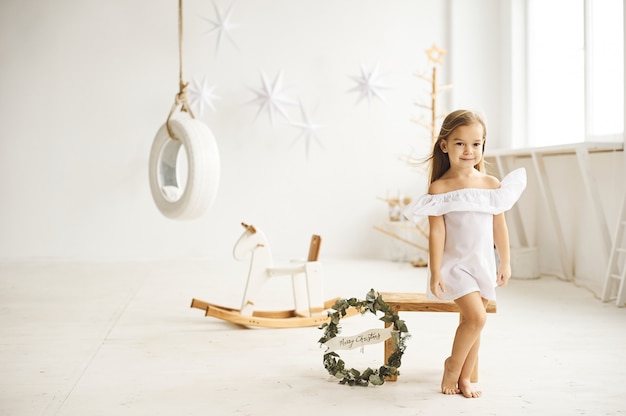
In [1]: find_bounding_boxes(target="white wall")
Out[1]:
[495,151,625,294]
[1,0,509,262]
[449,0,505,148]
[1,0,622,296]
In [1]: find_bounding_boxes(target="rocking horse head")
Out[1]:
[233,222,269,261]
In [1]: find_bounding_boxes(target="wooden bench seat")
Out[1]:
[380,292,496,382]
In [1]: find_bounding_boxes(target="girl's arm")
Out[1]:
[428,215,446,298]
[493,213,511,286]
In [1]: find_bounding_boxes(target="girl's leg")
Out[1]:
[441,292,487,396]
[457,297,489,398]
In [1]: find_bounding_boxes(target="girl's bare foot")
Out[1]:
[441,357,461,395]
[458,378,482,398]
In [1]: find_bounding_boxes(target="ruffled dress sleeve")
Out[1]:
[402,168,527,224]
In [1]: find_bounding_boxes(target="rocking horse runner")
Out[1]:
[191,222,357,328]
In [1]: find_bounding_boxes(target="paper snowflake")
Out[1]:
[201,0,239,56]
[347,63,391,106]
[289,101,325,159]
[247,71,295,125]
[187,76,220,115]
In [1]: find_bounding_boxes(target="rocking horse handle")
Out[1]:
[241,222,257,234]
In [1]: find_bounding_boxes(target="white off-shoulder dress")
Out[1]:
[402,168,527,301]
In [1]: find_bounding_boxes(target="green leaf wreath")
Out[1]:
[318,289,410,387]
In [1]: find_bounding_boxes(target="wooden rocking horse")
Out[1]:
[190,222,356,328]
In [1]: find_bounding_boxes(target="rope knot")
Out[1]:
[175,81,188,103]
[165,0,195,141]
[175,81,194,115]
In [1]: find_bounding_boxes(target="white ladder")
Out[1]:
[602,191,626,307]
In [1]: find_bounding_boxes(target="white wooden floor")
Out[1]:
[1,259,624,416]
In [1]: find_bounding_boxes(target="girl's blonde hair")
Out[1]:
[428,109,487,184]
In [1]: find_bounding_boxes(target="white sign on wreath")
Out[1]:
[322,326,394,353]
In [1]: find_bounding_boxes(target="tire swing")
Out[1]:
[149,0,220,220]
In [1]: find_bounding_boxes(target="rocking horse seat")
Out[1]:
[191,223,342,328]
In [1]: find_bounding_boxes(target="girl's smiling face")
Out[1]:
[439,123,485,168]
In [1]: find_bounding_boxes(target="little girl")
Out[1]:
[402,109,526,398]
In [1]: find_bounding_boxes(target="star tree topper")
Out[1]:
[425,43,447,65]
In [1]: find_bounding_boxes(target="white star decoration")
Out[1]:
[201,0,239,56]
[289,101,324,158]
[187,76,220,115]
[247,71,295,125]
[347,63,391,106]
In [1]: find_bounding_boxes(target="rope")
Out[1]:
[167,0,195,140]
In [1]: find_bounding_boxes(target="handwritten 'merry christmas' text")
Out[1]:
[322,327,394,353]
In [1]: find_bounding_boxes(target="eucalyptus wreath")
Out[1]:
[318,289,410,386]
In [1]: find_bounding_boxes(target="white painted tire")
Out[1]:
[149,118,220,220]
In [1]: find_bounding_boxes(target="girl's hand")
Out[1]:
[430,272,445,299]
[496,263,512,287]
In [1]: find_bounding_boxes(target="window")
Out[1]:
[527,0,623,147]
[587,0,624,140]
